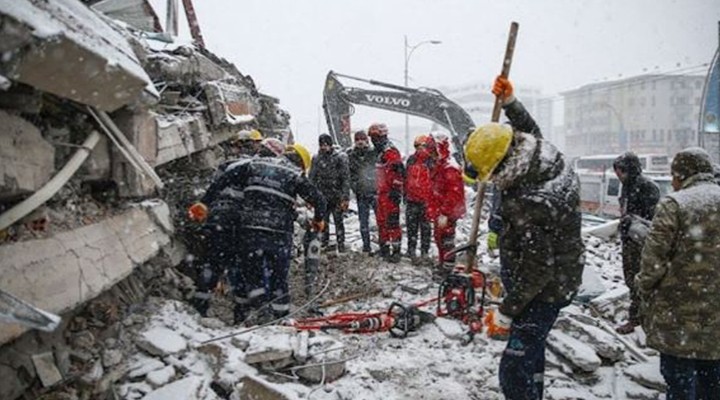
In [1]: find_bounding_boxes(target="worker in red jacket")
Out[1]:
[368,123,405,262]
[405,135,434,263]
[427,132,466,272]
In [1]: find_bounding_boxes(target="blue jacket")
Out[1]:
[202,156,326,235]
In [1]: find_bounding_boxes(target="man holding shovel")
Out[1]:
[465,76,584,399]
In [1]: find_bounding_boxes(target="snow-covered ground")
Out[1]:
[116,190,666,400]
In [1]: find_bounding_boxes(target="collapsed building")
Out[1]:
[0,0,291,398]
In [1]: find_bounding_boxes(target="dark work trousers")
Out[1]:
[357,194,376,251]
[321,198,345,248]
[191,218,236,317]
[434,220,456,267]
[661,353,720,400]
[232,230,293,323]
[499,299,565,400]
[406,200,431,254]
[621,239,643,324]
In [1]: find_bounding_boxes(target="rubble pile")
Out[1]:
[25,209,654,400]
[0,2,293,399]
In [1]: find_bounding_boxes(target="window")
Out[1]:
[607,178,620,197]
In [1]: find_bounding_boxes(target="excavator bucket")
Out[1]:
[0,289,61,332]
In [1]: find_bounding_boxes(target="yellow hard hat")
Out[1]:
[464,123,513,182]
[249,129,263,141]
[286,143,312,172]
[233,130,252,143]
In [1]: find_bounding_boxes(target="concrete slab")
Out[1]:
[31,351,63,387]
[137,327,187,356]
[0,0,156,111]
[244,333,293,365]
[0,110,55,199]
[143,375,203,400]
[236,375,292,400]
[0,203,173,345]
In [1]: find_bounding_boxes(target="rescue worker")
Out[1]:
[368,123,405,262]
[613,151,660,335]
[190,129,261,317]
[636,147,720,399]
[346,130,378,254]
[426,133,466,270]
[309,134,351,252]
[213,129,264,181]
[404,135,434,263]
[188,138,326,324]
[465,76,584,400]
[231,129,263,157]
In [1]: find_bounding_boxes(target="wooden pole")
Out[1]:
[465,22,519,272]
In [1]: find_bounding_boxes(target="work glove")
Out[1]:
[437,215,448,229]
[188,202,208,223]
[485,309,511,341]
[340,199,350,212]
[389,189,402,206]
[310,219,325,233]
[487,232,499,250]
[491,76,515,105]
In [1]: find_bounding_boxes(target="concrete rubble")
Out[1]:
[0,0,291,398]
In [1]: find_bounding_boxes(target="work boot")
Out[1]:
[406,248,417,263]
[616,321,638,335]
[337,243,347,253]
[419,250,431,266]
[389,245,402,263]
[379,244,390,260]
[362,245,372,255]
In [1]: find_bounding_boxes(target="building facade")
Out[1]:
[562,74,704,158]
[437,82,556,145]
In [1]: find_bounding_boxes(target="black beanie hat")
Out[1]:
[319,134,333,146]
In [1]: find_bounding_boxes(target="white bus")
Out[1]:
[578,169,672,218]
[573,154,670,173]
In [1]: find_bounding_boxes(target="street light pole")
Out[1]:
[404,36,441,155]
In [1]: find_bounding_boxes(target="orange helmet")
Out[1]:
[414,134,429,149]
[367,123,389,137]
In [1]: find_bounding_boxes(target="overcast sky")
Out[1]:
[154,0,719,150]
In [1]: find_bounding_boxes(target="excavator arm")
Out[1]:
[323,71,475,157]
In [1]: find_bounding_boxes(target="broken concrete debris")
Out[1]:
[31,351,64,387]
[137,327,187,356]
[0,0,293,397]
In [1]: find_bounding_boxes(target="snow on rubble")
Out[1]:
[108,189,666,400]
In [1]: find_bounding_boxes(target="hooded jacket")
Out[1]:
[614,152,660,239]
[495,133,584,317]
[309,148,351,203]
[637,166,720,359]
[428,140,466,221]
[405,147,434,204]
